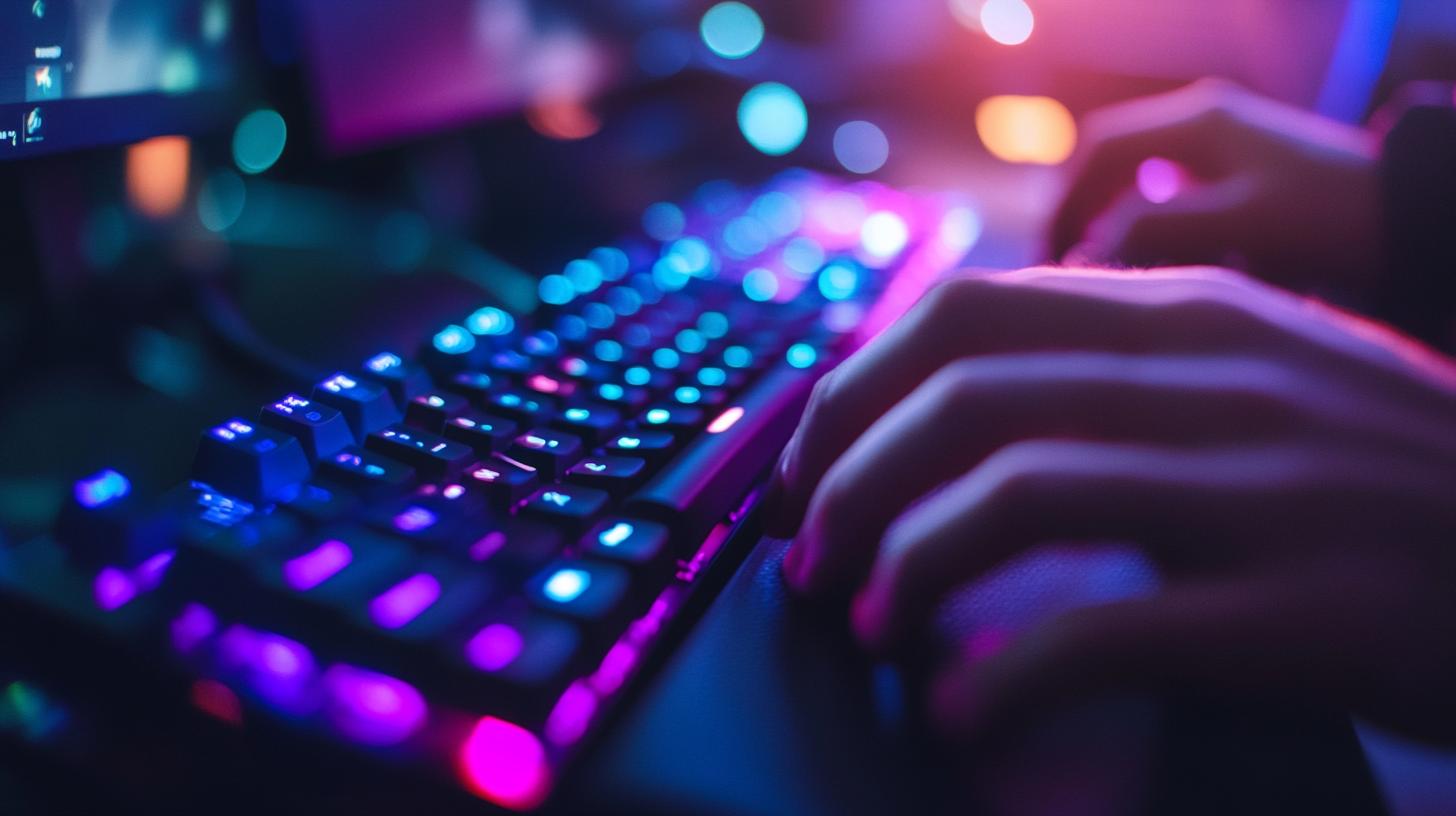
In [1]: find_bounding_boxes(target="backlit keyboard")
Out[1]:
[0,171,974,810]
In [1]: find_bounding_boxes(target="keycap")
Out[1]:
[359,351,431,407]
[366,424,474,481]
[441,371,497,405]
[459,518,566,579]
[524,373,577,399]
[628,361,814,550]
[463,454,540,508]
[579,518,670,571]
[55,469,176,568]
[366,486,489,548]
[317,447,417,498]
[450,611,584,714]
[403,391,470,432]
[637,404,703,431]
[487,389,557,425]
[258,394,355,462]
[279,482,362,527]
[356,558,493,637]
[507,428,583,480]
[589,382,650,411]
[604,429,676,462]
[549,404,621,445]
[192,418,311,503]
[312,372,401,438]
[565,456,646,497]
[526,559,637,637]
[442,412,518,456]
[520,484,609,532]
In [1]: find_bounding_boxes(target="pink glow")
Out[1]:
[706,406,745,434]
[93,567,137,611]
[466,624,525,672]
[459,717,551,811]
[469,530,507,562]
[324,665,427,747]
[590,641,639,696]
[170,603,218,653]
[1136,157,1183,204]
[544,681,597,747]
[370,573,442,629]
[283,540,352,591]
[133,549,176,591]
[526,374,572,396]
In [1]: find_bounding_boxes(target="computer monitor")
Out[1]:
[0,0,239,159]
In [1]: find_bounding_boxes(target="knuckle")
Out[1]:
[919,275,986,323]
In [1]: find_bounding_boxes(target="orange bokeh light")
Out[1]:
[525,98,602,141]
[126,135,191,219]
[975,95,1077,165]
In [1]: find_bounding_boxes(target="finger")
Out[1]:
[927,577,1326,741]
[764,269,1281,539]
[1048,79,1245,259]
[1076,178,1255,269]
[850,440,1315,652]
[786,352,1306,595]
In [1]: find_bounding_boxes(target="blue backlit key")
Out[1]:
[565,455,646,497]
[520,484,609,532]
[312,372,401,438]
[580,518,670,571]
[487,389,557,425]
[463,454,540,508]
[317,447,417,498]
[526,559,636,636]
[637,404,704,431]
[442,411,518,456]
[366,424,474,481]
[358,351,431,407]
[258,394,354,462]
[605,429,676,462]
[507,427,583,480]
[279,482,362,527]
[403,390,470,432]
[549,404,621,445]
[192,418,311,503]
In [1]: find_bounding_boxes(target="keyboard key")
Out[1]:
[313,372,401,438]
[605,429,676,462]
[520,484,609,532]
[580,518,670,571]
[442,371,497,405]
[55,469,176,568]
[487,389,557,425]
[366,485,489,547]
[550,404,621,445]
[637,404,703,431]
[527,559,636,636]
[318,447,417,498]
[403,391,470,432]
[359,351,431,407]
[259,394,355,462]
[442,412,518,456]
[565,456,646,497]
[451,611,583,714]
[590,382,650,411]
[232,528,413,632]
[360,559,492,636]
[366,424,474,481]
[192,419,311,503]
[463,454,540,508]
[279,482,362,527]
[460,518,566,579]
[507,428,583,480]
[524,373,577,399]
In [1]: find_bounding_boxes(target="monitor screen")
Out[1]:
[0,0,238,159]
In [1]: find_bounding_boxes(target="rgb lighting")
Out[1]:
[74,469,130,508]
[701,1,764,60]
[232,109,287,174]
[833,121,890,174]
[738,82,808,156]
[459,716,551,810]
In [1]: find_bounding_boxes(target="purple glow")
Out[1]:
[257,633,313,679]
[170,603,218,653]
[392,505,438,533]
[468,531,506,562]
[1137,157,1184,204]
[459,716,551,810]
[93,567,137,612]
[544,681,597,747]
[218,625,320,713]
[133,549,176,591]
[590,641,639,696]
[74,469,130,508]
[324,665,428,747]
[466,624,524,672]
[369,573,441,630]
[283,540,352,591]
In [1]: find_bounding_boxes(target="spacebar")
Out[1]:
[625,361,817,550]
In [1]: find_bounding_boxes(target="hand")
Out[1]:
[1047,80,1382,298]
[764,266,1456,744]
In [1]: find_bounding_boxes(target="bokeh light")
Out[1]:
[981,0,1034,46]
[126,135,190,219]
[833,121,890,175]
[738,82,808,156]
[860,211,910,259]
[232,109,287,174]
[643,202,686,241]
[1137,157,1184,204]
[975,95,1076,165]
[742,267,779,302]
[197,170,246,233]
[701,2,765,60]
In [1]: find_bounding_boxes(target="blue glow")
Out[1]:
[701,1,764,60]
[366,352,402,373]
[833,120,891,174]
[738,82,808,156]
[582,302,616,330]
[625,366,652,386]
[433,325,476,355]
[564,259,604,294]
[675,329,707,354]
[232,109,288,174]
[783,236,826,278]
[466,307,514,336]
[722,216,769,259]
[666,237,714,277]
[818,261,859,301]
[522,331,559,356]
[742,267,779,302]
[643,202,686,241]
[75,469,130,508]
[623,324,653,348]
[564,408,590,423]
[652,348,681,369]
[698,367,727,387]
[606,286,643,316]
[198,170,246,232]
[750,191,803,237]
[652,257,692,292]
[539,274,575,305]
[589,246,631,281]
[594,339,624,362]
[616,436,642,449]
[599,522,634,548]
[786,343,818,369]
[675,386,702,404]
[598,383,626,401]
[556,315,589,341]
[645,408,671,425]
[697,312,730,339]
[723,345,753,369]
[543,568,591,603]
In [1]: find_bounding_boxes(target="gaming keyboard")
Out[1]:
[0,171,973,811]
